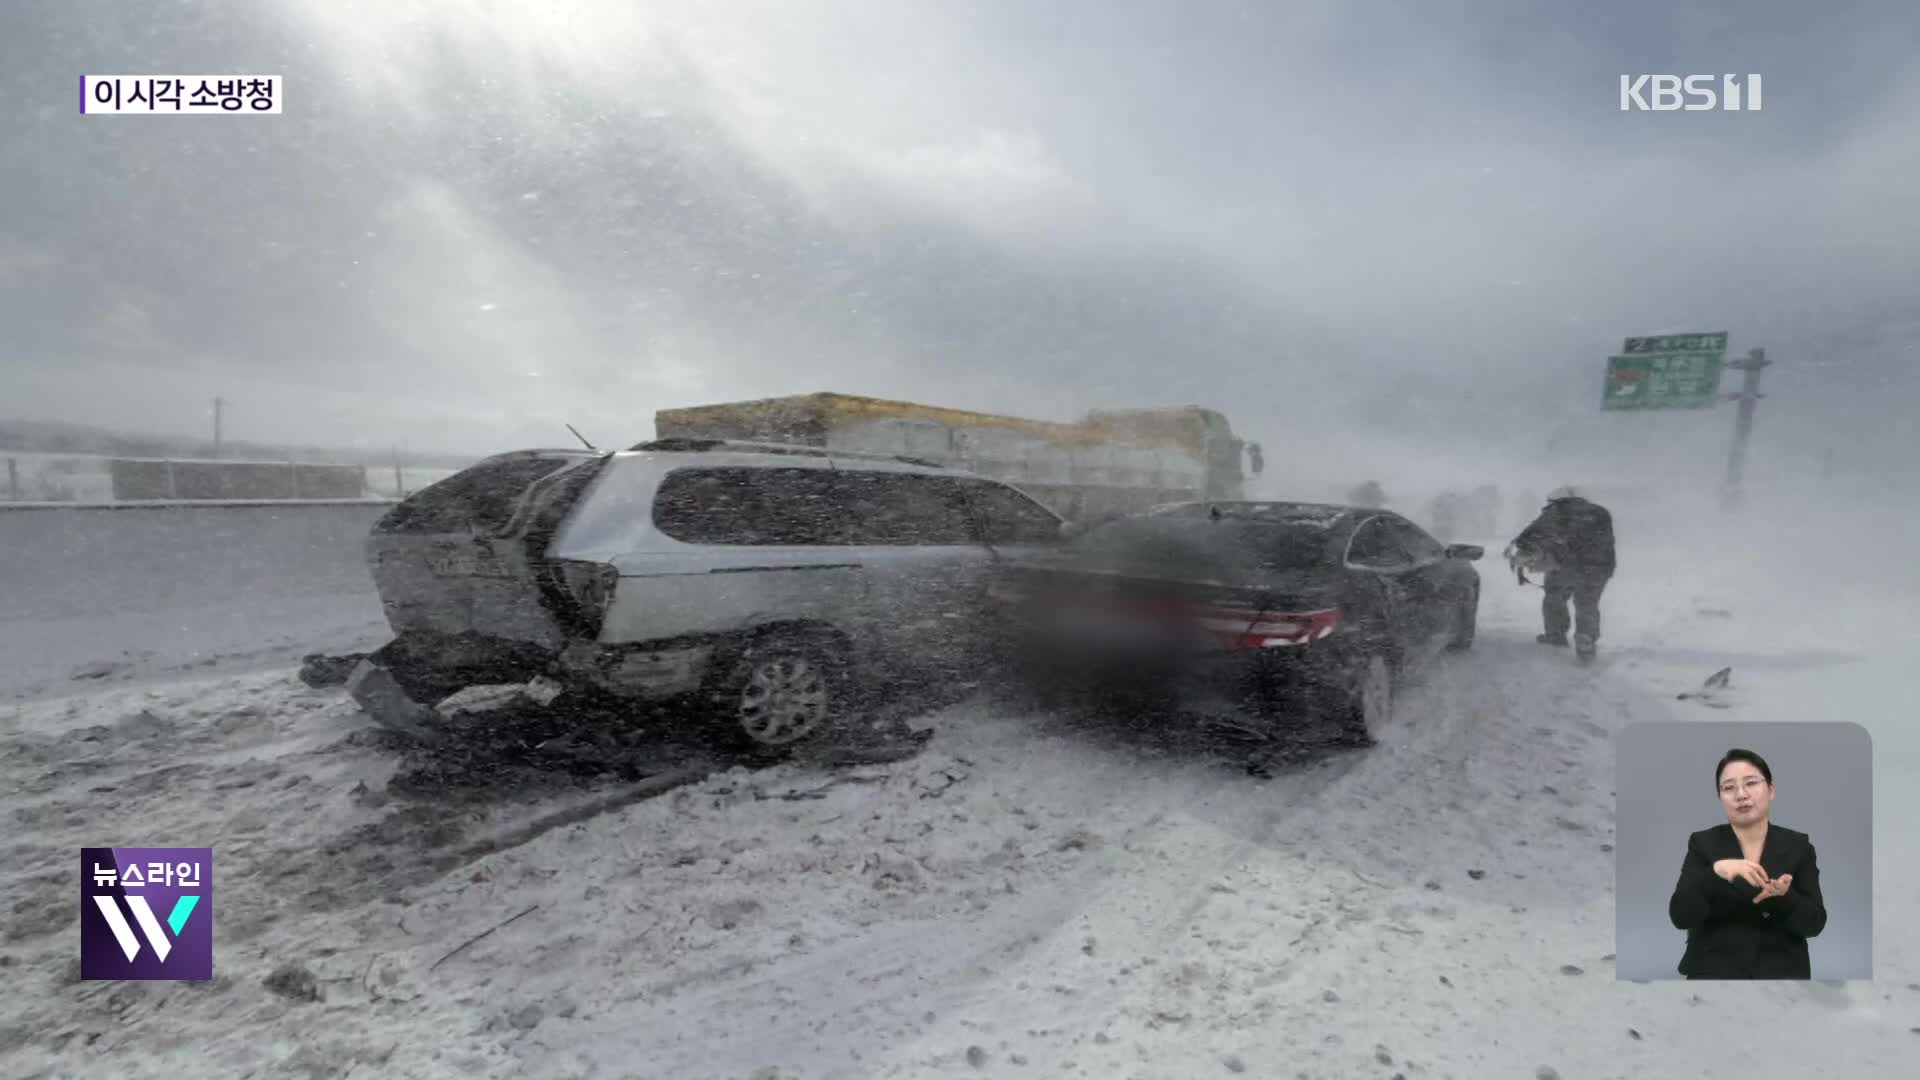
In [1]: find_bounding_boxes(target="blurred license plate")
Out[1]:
[1052,607,1161,642]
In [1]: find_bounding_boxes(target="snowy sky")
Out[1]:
[3,0,1917,492]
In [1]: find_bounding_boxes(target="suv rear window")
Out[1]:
[653,467,848,546]
[835,470,977,546]
[651,466,982,547]
[375,454,587,535]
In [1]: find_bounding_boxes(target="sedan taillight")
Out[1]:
[1237,607,1342,648]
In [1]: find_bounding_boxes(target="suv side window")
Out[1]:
[835,470,978,546]
[653,467,849,546]
[956,478,1063,544]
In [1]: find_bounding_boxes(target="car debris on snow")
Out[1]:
[347,777,391,808]
[262,963,324,1003]
[345,659,444,742]
[299,651,369,688]
[1054,828,1102,852]
[1677,665,1739,707]
[70,660,130,681]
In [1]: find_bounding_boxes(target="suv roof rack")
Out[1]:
[627,438,948,470]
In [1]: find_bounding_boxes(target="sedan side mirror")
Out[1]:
[1445,543,1485,561]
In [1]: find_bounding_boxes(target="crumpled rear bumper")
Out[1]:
[344,631,718,742]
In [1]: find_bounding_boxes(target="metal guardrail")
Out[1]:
[0,498,400,512]
[4,452,463,505]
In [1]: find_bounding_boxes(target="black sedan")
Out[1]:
[987,501,1483,742]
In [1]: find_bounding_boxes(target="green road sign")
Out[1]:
[1603,332,1729,411]
[1622,332,1728,355]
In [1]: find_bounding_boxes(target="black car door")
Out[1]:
[1380,517,1454,650]
[1342,517,1414,653]
[952,477,1069,661]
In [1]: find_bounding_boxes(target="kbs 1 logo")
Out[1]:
[80,848,212,981]
[1619,74,1763,112]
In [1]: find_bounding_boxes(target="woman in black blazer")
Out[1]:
[1668,748,1827,979]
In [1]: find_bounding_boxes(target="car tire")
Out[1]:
[1341,652,1395,744]
[1446,588,1478,651]
[709,633,848,757]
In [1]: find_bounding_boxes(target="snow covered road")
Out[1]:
[2,508,1916,1079]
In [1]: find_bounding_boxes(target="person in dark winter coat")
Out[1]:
[1509,487,1615,659]
[1348,480,1387,509]
[1427,491,1460,541]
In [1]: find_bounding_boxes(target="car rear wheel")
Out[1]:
[1342,653,1395,744]
[711,635,846,756]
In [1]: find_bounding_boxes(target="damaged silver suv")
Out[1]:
[348,438,1068,751]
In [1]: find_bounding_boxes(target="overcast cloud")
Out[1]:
[2,0,1916,495]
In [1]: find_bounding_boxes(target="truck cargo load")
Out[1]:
[652,392,1263,524]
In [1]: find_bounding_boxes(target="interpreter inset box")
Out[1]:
[1614,722,1871,982]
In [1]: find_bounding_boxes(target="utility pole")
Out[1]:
[1720,347,1769,510]
[212,396,225,459]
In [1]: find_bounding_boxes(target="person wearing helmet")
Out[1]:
[1508,486,1616,661]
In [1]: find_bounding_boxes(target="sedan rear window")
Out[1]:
[1070,517,1332,575]
[955,478,1063,544]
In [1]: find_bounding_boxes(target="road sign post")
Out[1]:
[1720,347,1769,510]
[1596,331,1770,510]
[1605,328,1766,507]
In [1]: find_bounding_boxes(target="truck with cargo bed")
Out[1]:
[653,392,1264,525]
